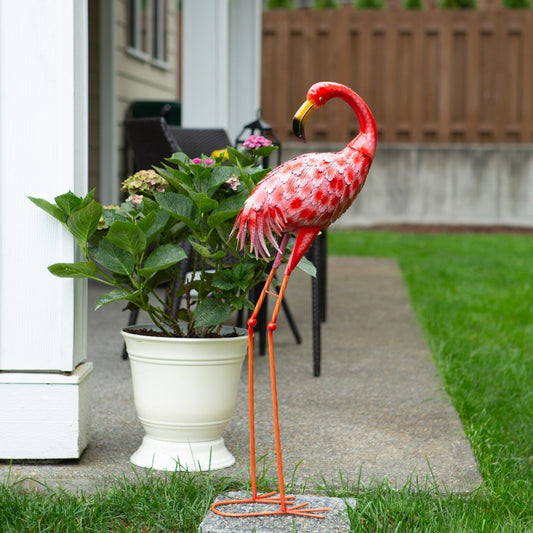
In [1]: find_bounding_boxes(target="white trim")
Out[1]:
[181,0,261,141]
[126,46,151,63]
[228,0,262,141]
[182,0,229,130]
[0,363,93,459]
[125,47,170,71]
[151,58,171,71]
[74,0,89,364]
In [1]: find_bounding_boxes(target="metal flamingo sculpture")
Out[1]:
[212,82,377,519]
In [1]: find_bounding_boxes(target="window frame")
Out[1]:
[151,0,169,68]
[126,0,170,70]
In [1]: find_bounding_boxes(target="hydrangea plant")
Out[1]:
[30,139,278,338]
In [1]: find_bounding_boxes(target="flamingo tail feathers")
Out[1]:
[231,205,287,261]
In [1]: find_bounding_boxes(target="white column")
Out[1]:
[0,0,92,459]
[181,0,262,142]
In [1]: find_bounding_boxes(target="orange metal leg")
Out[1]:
[211,266,330,519]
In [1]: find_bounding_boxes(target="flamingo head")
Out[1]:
[292,81,349,142]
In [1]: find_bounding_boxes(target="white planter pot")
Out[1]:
[121,324,247,472]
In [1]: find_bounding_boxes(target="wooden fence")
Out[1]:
[261,6,533,143]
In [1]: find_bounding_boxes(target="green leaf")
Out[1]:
[95,288,135,310]
[206,166,236,194]
[188,240,211,258]
[207,211,237,230]
[227,146,254,167]
[254,145,278,158]
[102,207,130,226]
[148,210,172,241]
[248,168,271,185]
[190,164,212,182]
[211,270,239,290]
[154,191,197,229]
[207,195,245,229]
[156,165,194,193]
[55,191,82,214]
[106,220,146,256]
[80,189,96,209]
[165,151,191,167]
[296,255,317,277]
[136,211,157,233]
[189,191,218,214]
[189,240,226,259]
[28,197,67,223]
[139,244,187,276]
[66,200,103,248]
[93,239,134,275]
[48,261,99,279]
[193,297,233,328]
[144,269,172,292]
[119,200,136,215]
[233,262,258,291]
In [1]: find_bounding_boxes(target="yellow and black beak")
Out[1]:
[292,99,314,141]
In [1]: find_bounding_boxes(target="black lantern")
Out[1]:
[235,111,282,168]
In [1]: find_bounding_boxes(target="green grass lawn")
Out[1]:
[328,230,533,532]
[1,230,532,532]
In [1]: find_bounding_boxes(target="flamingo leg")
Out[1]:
[211,230,330,519]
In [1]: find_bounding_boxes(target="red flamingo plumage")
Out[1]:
[212,82,377,519]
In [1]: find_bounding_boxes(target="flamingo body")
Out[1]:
[235,147,371,258]
[234,81,377,271]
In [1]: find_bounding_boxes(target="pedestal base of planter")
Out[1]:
[130,435,236,471]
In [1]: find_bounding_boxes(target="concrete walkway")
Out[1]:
[0,256,482,496]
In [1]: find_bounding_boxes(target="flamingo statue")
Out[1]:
[212,82,377,519]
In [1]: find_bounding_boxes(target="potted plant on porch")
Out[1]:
[29,137,278,471]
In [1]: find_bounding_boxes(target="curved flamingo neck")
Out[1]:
[313,82,377,159]
[340,88,377,159]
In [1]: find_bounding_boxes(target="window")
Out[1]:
[127,0,169,68]
[152,0,168,65]
[127,0,149,58]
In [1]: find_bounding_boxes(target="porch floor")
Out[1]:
[1,256,482,496]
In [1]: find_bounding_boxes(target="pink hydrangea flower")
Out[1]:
[192,157,214,166]
[126,194,143,209]
[243,135,273,150]
[225,175,240,191]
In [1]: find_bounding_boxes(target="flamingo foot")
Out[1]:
[210,492,330,519]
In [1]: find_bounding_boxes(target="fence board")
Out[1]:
[261,7,533,143]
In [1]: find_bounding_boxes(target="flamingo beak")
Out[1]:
[292,99,314,142]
